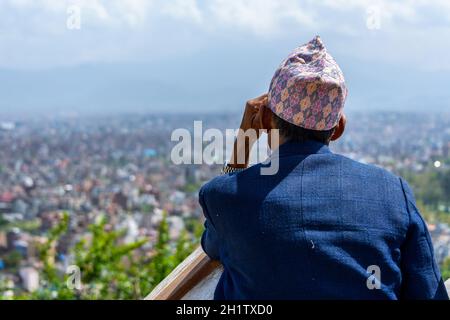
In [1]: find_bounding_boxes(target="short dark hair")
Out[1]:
[272,112,335,145]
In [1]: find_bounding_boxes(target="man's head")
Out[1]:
[272,111,345,145]
[258,106,346,148]
[262,36,347,148]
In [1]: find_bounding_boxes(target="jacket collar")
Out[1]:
[274,140,332,158]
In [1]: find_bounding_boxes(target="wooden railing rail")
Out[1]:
[145,246,222,300]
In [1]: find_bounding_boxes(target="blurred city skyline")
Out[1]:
[1,0,450,116]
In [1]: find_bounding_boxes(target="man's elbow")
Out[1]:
[201,231,220,261]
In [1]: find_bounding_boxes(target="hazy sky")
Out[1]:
[1,0,450,116]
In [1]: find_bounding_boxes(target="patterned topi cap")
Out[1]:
[268,36,347,131]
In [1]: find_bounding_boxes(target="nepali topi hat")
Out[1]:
[268,36,348,131]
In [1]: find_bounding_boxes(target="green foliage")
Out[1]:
[440,169,450,206]
[3,251,22,270]
[0,216,8,229]
[147,213,197,286]
[418,202,450,225]
[184,216,204,240]
[181,183,202,194]
[402,168,450,209]
[149,212,173,285]
[36,213,70,284]
[401,168,450,225]
[6,219,41,233]
[71,215,148,299]
[141,204,154,214]
[9,211,202,300]
[441,257,450,281]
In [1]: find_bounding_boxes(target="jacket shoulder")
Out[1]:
[199,164,263,203]
[199,172,238,201]
[336,154,402,184]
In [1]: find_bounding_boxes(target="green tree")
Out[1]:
[15,211,201,300]
[440,169,450,206]
[35,213,70,285]
[148,213,174,285]
[3,251,22,271]
[71,215,149,299]
[441,257,450,281]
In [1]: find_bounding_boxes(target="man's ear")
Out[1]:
[330,113,346,141]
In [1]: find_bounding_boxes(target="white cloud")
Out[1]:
[3,0,152,28]
[162,0,203,24]
[110,0,152,27]
[4,0,450,33]
[1,0,450,69]
[208,0,316,35]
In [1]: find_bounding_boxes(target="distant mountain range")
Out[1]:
[1,59,449,116]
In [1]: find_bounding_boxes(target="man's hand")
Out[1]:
[238,93,268,133]
[229,93,268,168]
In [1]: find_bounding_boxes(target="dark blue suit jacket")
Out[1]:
[200,141,449,300]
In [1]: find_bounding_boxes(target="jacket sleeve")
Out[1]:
[199,186,221,261]
[399,178,449,300]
